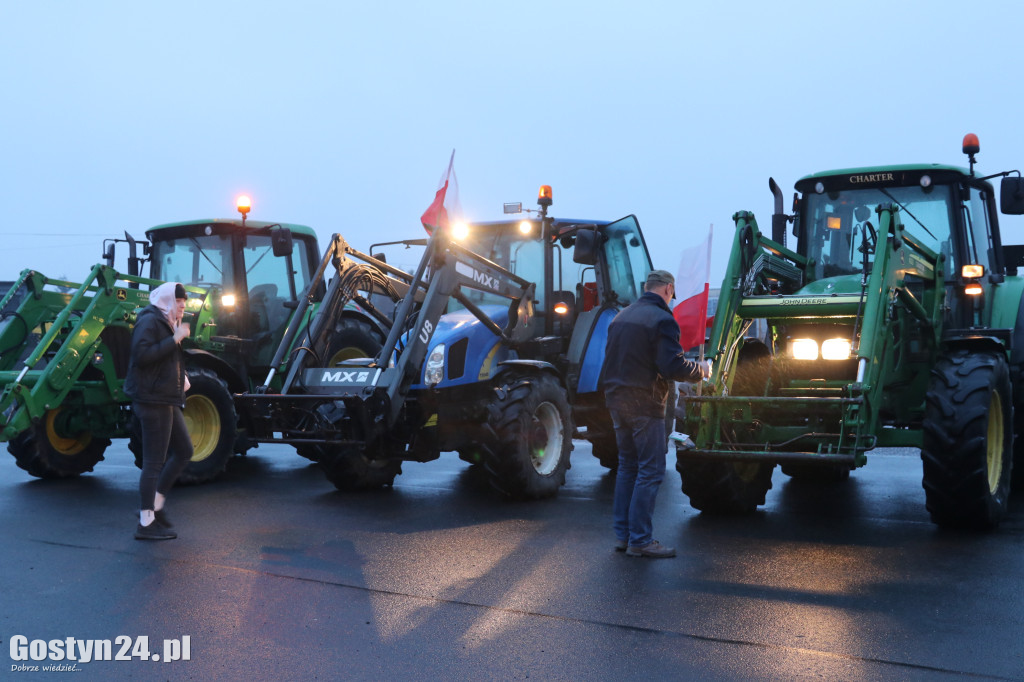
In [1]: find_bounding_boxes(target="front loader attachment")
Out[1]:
[678,205,944,511]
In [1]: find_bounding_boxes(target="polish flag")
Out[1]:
[673,225,713,351]
[420,150,460,234]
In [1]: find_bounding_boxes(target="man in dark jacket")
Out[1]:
[124,282,193,540]
[601,269,709,558]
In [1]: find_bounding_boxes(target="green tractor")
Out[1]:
[678,134,1024,528]
[0,201,385,483]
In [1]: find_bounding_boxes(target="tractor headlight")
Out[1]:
[424,344,445,385]
[791,338,819,360]
[790,337,852,360]
[821,338,852,360]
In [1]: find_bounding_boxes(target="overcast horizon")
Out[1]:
[4,1,1024,288]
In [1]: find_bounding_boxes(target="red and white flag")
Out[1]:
[420,150,461,234]
[673,224,713,352]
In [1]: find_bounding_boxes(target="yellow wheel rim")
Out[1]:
[986,390,1005,494]
[328,346,370,366]
[184,394,221,463]
[44,409,91,456]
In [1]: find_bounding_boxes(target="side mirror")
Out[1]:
[271,227,294,257]
[1000,177,1024,215]
[573,227,600,265]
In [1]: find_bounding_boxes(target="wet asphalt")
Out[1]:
[1,441,1023,681]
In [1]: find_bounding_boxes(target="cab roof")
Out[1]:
[797,163,970,184]
[145,219,318,240]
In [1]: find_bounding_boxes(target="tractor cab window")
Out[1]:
[451,224,550,311]
[244,235,312,344]
[151,234,234,288]
[600,216,651,306]
[801,184,956,280]
[962,186,995,272]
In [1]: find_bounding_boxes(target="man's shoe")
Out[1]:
[614,539,627,552]
[154,509,173,528]
[625,540,675,558]
[135,523,176,541]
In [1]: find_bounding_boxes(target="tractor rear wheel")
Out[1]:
[129,368,237,485]
[922,350,1013,528]
[8,408,109,478]
[324,317,383,367]
[481,372,573,499]
[320,447,402,491]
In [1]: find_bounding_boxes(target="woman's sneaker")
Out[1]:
[154,509,173,528]
[135,522,176,541]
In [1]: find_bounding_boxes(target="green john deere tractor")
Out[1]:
[0,202,386,483]
[678,134,1024,528]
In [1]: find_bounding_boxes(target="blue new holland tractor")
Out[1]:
[240,186,654,498]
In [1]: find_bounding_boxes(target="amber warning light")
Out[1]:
[962,133,980,156]
[236,195,252,216]
[538,185,553,207]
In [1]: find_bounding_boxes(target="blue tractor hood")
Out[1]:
[408,304,516,389]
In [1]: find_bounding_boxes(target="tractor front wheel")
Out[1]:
[481,372,573,499]
[320,447,402,491]
[129,368,238,485]
[676,458,775,513]
[8,408,109,479]
[588,410,619,470]
[922,350,1013,528]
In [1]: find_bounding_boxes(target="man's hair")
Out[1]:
[644,280,670,292]
[644,269,674,292]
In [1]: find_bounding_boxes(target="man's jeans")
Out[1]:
[609,403,667,548]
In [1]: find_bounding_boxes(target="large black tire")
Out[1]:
[480,372,573,499]
[129,368,238,485]
[1012,371,1024,491]
[319,447,402,491]
[676,344,775,513]
[590,384,675,472]
[780,462,851,482]
[588,410,619,470]
[922,350,1013,528]
[676,459,775,513]
[8,408,109,478]
[324,317,384,367]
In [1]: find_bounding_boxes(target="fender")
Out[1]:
[496,358,560,377]
[574,306,619,395]
[990,275,1024,365]
[183,349,245,393]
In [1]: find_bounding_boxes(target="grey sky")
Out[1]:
[3,1,1023,285]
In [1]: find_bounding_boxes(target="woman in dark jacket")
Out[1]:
[124,281,193,540]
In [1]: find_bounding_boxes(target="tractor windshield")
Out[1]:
[801,184,955,280]
[150,234,234,288]
[451,222,570,312]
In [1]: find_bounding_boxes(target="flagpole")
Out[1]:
[697,223,711,398]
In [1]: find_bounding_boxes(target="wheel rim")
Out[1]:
[44,409,91,456]
[529,401,563,476]
[986,390,1005,494]
[184,394,221,462]
[328,346,371,366]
